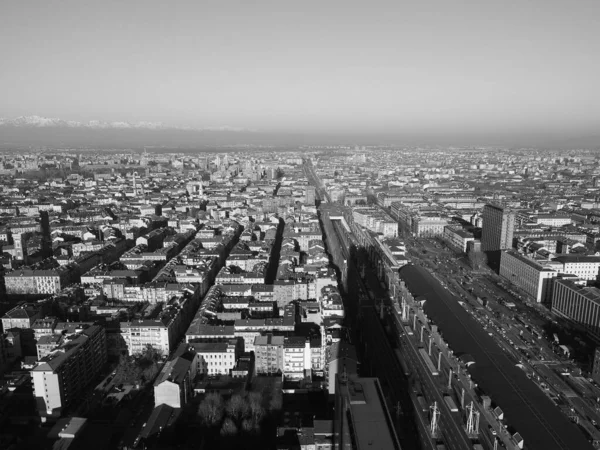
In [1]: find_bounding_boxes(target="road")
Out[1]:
[400,264,594,450]
[410,237,600,436]
[303,160,331,203]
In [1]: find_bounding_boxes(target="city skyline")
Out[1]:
[1,0,599,143]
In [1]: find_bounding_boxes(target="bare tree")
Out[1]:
[220,417,238,436]
[226,394,249,421]
[198,393,224,427]
[248,392,265,422]
[241,418,256,434]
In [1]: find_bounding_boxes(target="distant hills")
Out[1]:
[0,115,273,149]
[0,115,597,150]
[0,115,253,132]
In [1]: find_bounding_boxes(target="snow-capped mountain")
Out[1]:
[0,115,170,130]
[0,115,265,147]
[0,115,254,132]
[0,116,81,128]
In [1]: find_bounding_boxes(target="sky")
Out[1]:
[1,0,599,140]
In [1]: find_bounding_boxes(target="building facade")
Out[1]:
[481,204,515,252]
[499,251,558,303]
[188,340,238,376]
[31,325,107,416]
[552,280,600,343]
[254,334,285,374]
[333,375,401,450]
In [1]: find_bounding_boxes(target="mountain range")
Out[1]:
[0,115,252,132]
[0,115,273,149]
[0,116,597,149]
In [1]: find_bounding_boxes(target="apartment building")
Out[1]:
[188,340,239,375]
[283,336,311,380]
[254,334,284,374]
[5,266,73,295]
[233,316,295,353]
[121,293,199,355]
[31,325,107,416]
[1,302,43,330]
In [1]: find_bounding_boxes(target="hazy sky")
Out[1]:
[1,0,599,137]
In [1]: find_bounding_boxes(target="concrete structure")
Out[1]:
[4,266,73,295]
[305,185,316,206]
[592,348,600,385]
[254,333,284,374]
[1,302,43,330]
[185,324,235,344]
[412,214,450,238]
[326,342,358,395]
[499,251,558,303]
[188,340,239,375]
[120,292,199,356]
[333,374,401,450]
[552,280,600,343]
[532,214,572,227]
[154,353,197,409]
[31,325,107,416]
[481,204,515,252]
[552,255,600,281]
[352,207,398,237]
[443,225,475,253]
[283,336,312,380]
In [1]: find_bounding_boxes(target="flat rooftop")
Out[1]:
[338,376,401,450]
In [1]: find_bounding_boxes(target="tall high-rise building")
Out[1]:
[481,204,515,252]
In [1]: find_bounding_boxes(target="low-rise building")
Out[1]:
[154,351,198,409]
[188,340,239,376]
[1,302,43,330]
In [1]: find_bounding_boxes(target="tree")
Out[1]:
[198,393,224,427]
[248,392,265,422]
[226,394,249,421]
[112,354,143,386]
[220,417,238,436]
[269,390,283,411]
[468,251,488,270]
[241,418,256,434]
